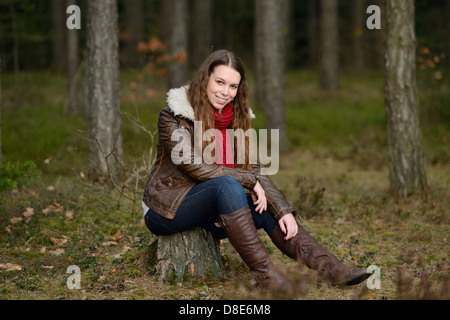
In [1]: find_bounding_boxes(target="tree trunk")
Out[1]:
[351,0,364,70]
[51,0,66,71]
[66,0,79,115]
[384,0,427,197]
[146,228,224,284]
[308,0,319,67]
[85,0,123,179]
[191,0,212,69]
[320,0,339,90]
[0,56,2,163]
[164,0,188,89]
[254,0,289,153]
[122,0,144,69]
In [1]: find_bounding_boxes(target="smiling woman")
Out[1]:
[206,65,241,112]
[142,49,370,293]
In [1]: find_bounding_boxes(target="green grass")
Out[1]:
[0,67,449,300]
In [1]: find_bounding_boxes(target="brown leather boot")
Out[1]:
[219,206,295,293]
[270,223,370,286]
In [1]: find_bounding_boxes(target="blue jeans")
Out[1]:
[144,176,277,239]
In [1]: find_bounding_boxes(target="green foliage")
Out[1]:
[0,160,40,192]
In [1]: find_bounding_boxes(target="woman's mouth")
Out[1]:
[216,96,228,105]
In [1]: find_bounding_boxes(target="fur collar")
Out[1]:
[166,86,256,122]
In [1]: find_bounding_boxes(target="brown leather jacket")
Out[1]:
[142,87,295,221]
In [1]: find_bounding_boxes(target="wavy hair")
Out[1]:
[187,50,252,171]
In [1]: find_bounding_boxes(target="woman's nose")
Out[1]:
[220,85,230,97]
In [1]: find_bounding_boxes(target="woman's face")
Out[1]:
[206,65,241,111]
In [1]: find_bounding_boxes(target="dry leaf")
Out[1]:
[65,211,74,220]
[10,217,23,224]
[47,185,55,191]
[43,201,64,214]
[50,236,68,246]
[44,157,53,164]
[5,226,12,234]
[113,231,124,244]
[40,265,54,270]
[49,248,65,256]
[40,247,47,253]
[23,207,34,218]
[0,263,23,271]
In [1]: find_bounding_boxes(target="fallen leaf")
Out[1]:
[41,265,54,270]
[10,217,23,224]
[49,248,65,256]
[5,226,12,234]
[42,201,64,214]
[113,231,124,244]
[65,211,74,220]
[50,236,68,246]
[23,207,34,218]
[0,263,23,271]
[47,185,55,191]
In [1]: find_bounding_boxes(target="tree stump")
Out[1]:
[146,228,225,284]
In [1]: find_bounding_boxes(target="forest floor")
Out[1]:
[0,69,448,301]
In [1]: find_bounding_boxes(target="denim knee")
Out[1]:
[211,176,248,214]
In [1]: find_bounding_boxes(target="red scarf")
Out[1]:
[213,103,234,168]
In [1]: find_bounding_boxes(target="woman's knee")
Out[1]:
[214,176,245,195]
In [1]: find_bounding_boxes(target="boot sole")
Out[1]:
[345,271,371,286]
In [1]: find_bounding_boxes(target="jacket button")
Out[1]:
[168,183,172,187]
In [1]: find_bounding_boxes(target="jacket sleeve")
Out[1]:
[252,164,297,221]
[158,108,258,190]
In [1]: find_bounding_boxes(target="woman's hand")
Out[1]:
[251,181,267,214]
[278,213,298,241]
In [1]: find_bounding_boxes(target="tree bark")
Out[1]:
[51,0,66,71]
[85,0,123,179]
[146,228,224,284]
[191,0,212,69]
[308,0,319,67]
[320,0,339,90]
[254,0,289,153]
[164,0,188,89]
[384,0,427,197]
[66,0,79,115]
[122,0,144,69]
[351,0,364,70]
[0,56,2,163]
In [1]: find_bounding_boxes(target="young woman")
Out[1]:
[142,50,370,292]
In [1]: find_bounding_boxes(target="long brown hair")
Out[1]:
[187,50,252,171]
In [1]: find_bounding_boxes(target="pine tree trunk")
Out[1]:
[351,0,364,70]
[146,228,224,284]
[123,0,144,69]
[51,0,66,71]
[191,0,212,69]
[384,0,427,197]
[254,0,289,153]
[320,0,339,90]
[164,0,188,89]
[66,0,79,115]
[0,56,2,163]
[85,0,123,179]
